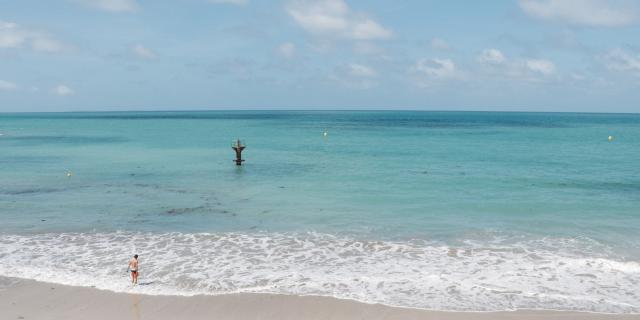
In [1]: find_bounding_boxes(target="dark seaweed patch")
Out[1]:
[4,111,638,129]
[0,155,66,164]
[0,135,127,145]
[161,206,207,216]
[1,187,65,195]
[160,205,236,216]
[550,180,640,192]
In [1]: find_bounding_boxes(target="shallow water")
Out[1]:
[1,111,639,312]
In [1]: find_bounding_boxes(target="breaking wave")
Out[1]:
[0,231,638,313]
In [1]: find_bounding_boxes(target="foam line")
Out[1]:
[0,231,638,313]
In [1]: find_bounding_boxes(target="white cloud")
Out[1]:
[478,48,506,65]
[32,37,67,52]
[570,73,586,81]
[52,85,74,96]
[0,22,23,48]
[132,44,156,59]
[0,21,68,53]
[348,63,376,77]
[208,0,248,5]
[287,0,349,34]
[431,38,450,50]
[525,59,555,75]
[0,80,17,91]
[350,19,391,40]
[413,58,457,79]
[75,0,139,12]
[277,42,296,58]
[476,48,556,80]
[411,58,461,87]
[519,0,637,27]
[330,63,378,89]
[353,41,383,55]
[286,0,391,40]
[603,48,640,74]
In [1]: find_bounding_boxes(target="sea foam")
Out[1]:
[0,231,638,313]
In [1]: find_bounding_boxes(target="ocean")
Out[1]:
[0,111,639,312]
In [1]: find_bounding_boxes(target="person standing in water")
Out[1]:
[128,254,139,285]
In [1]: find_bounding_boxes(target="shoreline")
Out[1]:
[1,277,638,320]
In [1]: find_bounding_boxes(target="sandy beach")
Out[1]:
[1,277,637,320]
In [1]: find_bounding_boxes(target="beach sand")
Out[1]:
[1,277,637,320]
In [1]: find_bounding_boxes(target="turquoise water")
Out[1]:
[1,111,639,312]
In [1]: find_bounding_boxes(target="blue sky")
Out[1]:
[1,0,639,112]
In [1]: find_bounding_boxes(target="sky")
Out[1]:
[1,0,639,112]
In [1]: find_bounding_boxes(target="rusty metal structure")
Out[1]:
[231,138,246,166]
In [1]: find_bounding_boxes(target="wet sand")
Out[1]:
[1,277,637,320]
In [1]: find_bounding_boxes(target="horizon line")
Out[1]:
[1,108,639,115]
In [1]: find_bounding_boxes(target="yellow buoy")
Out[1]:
[66,171,73,177]
[608,135,614,142]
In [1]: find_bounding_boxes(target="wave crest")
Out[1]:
[0,231,638,313]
